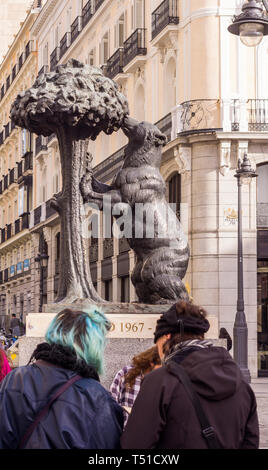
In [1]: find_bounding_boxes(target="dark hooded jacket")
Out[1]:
[121,347,259,449]
[0,361,123,449]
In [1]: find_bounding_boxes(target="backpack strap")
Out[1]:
[19,374,82,449]
[166,361,221,449]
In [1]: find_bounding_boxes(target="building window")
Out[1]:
[115,14,125,48]
[168,173,181,219]
[100,32,109,65]
[132,0,144,30]
[120,276,130,303]
[104,279,112,301]
[88,49,95,66]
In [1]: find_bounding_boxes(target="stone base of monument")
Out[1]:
[19,303,225,389]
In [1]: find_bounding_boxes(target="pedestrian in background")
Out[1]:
[0,348,11,383]
[110,346,161,425]
[0,307,123,449]
[121,300,259,449]
[10,314,21,337]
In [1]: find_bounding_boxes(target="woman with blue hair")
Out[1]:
[0,308,124,449]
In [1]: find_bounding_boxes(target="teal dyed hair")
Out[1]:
[45,307,111,375]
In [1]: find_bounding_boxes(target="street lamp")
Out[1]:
[35,252,49,313]
[234,154,257,383]
[228,0,268,47]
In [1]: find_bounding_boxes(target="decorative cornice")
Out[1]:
[31,0,59,36]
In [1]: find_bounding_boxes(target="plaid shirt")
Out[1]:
[110,366,142,426]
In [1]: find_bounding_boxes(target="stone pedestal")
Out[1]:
[20,303,223,390]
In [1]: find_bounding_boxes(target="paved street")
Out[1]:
[251,378,268,448]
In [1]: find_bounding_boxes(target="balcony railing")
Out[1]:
[1,85,4,100]
[9,168,16,186]
[152,0,179,39]
[6,75,10,91]
[4,268,8,283]
[95,0,105,11]
[17,161,23,179]
[123,29,147,67]
[106,48,124,79]
[25,40,32,60]
[4,123,10,140]
[34,205,42,226]
[173,99,221,136]
[18,53,24,71]
[59,32,71,59]
[3,175,8,191]
[6,224,12,240]
[35,135,48,155]
[231,99,268,132]
[46,199,57,219]
[50,47,60,71]
[15,218,21,234]
[71,16,82,43]
[155,113,172,142]
[82,1,92,28]
[12,65,17,81]
[23,151,33,172]
[21,213,29,230]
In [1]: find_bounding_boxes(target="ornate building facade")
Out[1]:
[0,0,267,378]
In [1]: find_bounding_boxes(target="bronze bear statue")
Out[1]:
[81,117,190,304]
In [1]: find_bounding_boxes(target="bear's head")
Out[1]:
[122,116,167,167]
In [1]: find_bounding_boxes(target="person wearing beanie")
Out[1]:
[121,300,259,449]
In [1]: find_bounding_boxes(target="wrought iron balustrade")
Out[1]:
[35,135,48,155]
[46,199,57,219]
[123,29,147,67]
[60,32,71,59]
[34,205,42,226]
[152,0,179,39]
[155,113,172,142]
[4,123,10,140]
[50,47,60,71]
[18,53,24,71]
[1,85,4,100]
[95,0,105,11]
[71,16,82,43]
[23,152,33,172]
[6,76,10,91]
[6,224,12,240]
[12,65,17,81]
[21,213,29,230]
[106,48,124,79]
[248,99,268,131]
[4,268,8,282]
[25,40,32,60]
[231,99,268,132]
[4,175,8,191]
[1,229,5,244]
[177,99,221,135]
[17,161,23,179]
[9,168,16,185]
[82,1,92,28]
[15,218,21,234]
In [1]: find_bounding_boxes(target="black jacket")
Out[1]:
[121,347,259,449]
[0,361,123,449]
